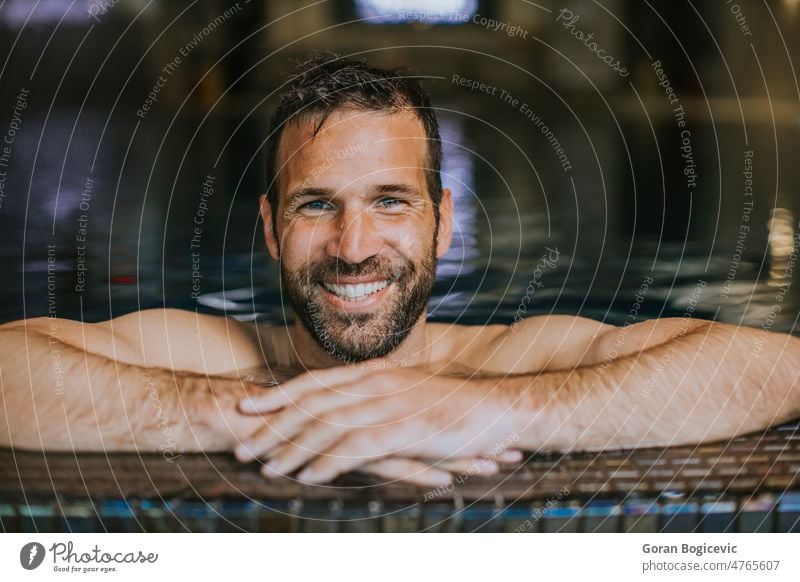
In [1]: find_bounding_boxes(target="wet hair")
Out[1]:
[264,51,442,235]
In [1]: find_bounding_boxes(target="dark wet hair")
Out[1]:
[264,51,442,234]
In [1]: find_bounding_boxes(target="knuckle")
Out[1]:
[322,409,350,426]
[301,420,331,443]
[341,430,371,450]
[295,394,318,412]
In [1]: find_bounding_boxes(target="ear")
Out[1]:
[435,187,453,259]
[259,193,280,260]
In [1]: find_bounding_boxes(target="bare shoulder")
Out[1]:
[1,308,269,375]
[98,308,270,374]
[428,323,509,370]
[429,315,615,374]
[509,313,614,339]
[101,307,256,342]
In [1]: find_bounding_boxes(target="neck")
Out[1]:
[291,313,431,370]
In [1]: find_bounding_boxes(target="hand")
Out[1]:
[178,371,523,487]
[232,364,521,484]
[177,371,268,450]
[355,450,523,487]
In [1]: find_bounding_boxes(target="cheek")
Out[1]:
[393,218,435,256]
[281,220,330,263]
[395,231,420,255]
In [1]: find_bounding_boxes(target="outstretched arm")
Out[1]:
[0,327,262,453]
[0,320,503,487]
[511,317,800,451]
[235,317,800,483]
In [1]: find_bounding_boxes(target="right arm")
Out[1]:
[0,310,510,486]
[0,310,266,453]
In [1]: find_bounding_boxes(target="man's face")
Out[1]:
[261,107,452,362]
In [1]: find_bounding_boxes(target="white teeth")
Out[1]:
[322,280,390,301]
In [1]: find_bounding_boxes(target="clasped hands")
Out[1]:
[231,363,523,487]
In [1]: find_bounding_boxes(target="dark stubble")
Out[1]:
[282,243,437,363]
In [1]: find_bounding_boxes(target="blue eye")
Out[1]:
[300,200,333,211]
[378,197,404,208]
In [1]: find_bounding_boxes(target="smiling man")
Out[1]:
[1,53,799,487]
[270,106,441,367]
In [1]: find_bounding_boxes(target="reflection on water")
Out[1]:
[1,105,798,336]
[1,3,799,341]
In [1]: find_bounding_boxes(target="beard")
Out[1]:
[281,244,437,364]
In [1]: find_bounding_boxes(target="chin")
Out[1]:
[314,315,408,363]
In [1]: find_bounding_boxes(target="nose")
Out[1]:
[326,206,383,264]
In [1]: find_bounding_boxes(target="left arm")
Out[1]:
[509,317,800,451]
[233,318,800,483]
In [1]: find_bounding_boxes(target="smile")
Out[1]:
[322,279,391,302]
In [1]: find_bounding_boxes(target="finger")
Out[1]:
[234,390,364,462]
[258,425,349,477]
[434,457,499,475]
[233,423,276,463]
[494,449,524,463]
[238,366,374,413]
[224,410,281,455]
[234,415,313,463]
[296,427,407,484]
[255,401,406,474]
[358,457,453,488]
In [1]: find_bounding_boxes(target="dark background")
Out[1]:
[0,0,798,333]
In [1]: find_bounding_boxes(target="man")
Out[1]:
[1,54,798,488]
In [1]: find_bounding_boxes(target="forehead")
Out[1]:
[275,107,428,198]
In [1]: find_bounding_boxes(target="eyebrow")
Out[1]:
[286,187,335,208]
[374,183,421,197]
[285,183,422,208]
